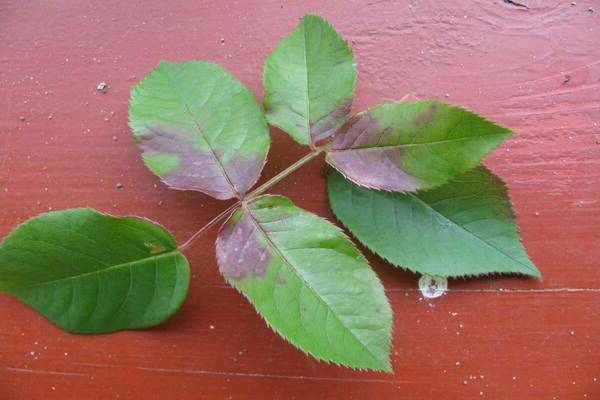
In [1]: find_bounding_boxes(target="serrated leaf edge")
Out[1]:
[326,167,542,280]
[263,14,357,146]
[325,99,514,193]
[216,194,394,372]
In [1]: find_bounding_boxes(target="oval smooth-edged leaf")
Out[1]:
[327,168,541,278]
[326,100,513,192]
[0,208,190,333]
[215,195,392,371]
[264,14,356,146]
[129,60,270,200]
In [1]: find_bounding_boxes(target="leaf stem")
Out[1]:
[177,146,327,252]
[178,201,241,252]
[245,146,326,201]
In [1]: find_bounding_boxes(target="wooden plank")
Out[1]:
[0,290,598,398]
[0,0,598,398]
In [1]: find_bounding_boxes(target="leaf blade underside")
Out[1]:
[326,100,513,192]
[215,195,392,371]
[264,14,356,146]
[0,208,190,333]
[129,60,270,200]
[327,168,540,278]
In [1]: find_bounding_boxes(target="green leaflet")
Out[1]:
[129,61,270,200]
[264,15,356,146]
[327,168,541,278]
[0,208,190,333]
[215,195,392,371]
[326,100,513,192]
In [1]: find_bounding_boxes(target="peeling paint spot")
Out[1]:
[419,274,448,299]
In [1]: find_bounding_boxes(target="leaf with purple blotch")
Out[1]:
[264,15,356,146]
[215,195,392,371]
[129,61,270,200]
[326,100,513,192]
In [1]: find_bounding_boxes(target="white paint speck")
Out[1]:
[96,82,108,92]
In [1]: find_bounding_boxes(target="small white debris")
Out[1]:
[209,325,215,330]
[96,82,108,93]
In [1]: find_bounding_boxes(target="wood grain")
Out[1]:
[0,0,598,398]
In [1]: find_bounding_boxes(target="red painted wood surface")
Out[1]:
[1,1,599,399]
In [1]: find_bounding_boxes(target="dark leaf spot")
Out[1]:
[413,103,438,126]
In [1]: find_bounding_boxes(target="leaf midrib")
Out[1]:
[243,203,386,369]
[301,20,312,142]
[160,65,240,198]
[10,251,179,292]
[330,133,509,152]
[407,193,536,273]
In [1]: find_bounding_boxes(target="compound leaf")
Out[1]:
[0,208,190,333]
[327,168,540,278]
[215,195,392,371]
[129,60,270,200]
[264,14,356,146]
[326,100,512,192]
